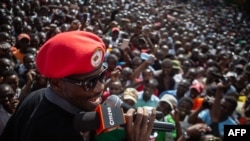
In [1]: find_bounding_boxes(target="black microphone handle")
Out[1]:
[119,120,175,132]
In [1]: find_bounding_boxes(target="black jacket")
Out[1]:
[0,88,96,141]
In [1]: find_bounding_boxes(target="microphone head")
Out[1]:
[104,95,122,107]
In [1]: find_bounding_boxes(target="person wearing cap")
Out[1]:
[108,27,121,47]
[189,82,205,110]
[11,33,31,64]
[172,59,184,90]
[122,87,138,108]
[155,94,178,141]
[0,31,156,141]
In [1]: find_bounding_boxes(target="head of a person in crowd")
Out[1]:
[38,5,50,17]
[102,36,110,49]
[0,32,10,43]
[2,0,13,11]
[0,24,12,35]
[68,19,82,31]
[161,58,173,76]
[178,97,193,117]
[181,59,194,75]
[0,83,19,114]
[219,96,237,121]
[30,0,41,12]
[190,48,200,61]
[37,32,47,46]
[176,54,186,64]
[199,42,209,54]
[176,78,192,100]
[120,66,133,86]
[156,94,177,119]
[33,17,43,32]
[142,68,154,82]
[16,33,31,53]
[0,57,14,76]
[131,56,143,70]
[111,27,120,40]
[0,15,12,25]
[105,53,118,71]
[108,80,124,96]
[176,47,185,56]
[23,53,36,70]
[61,23,70,32]
[204,84,217,97]
[197,52,207,64]
[110,47,122,61]
[225,71,237,85]
[53,12,66,26]
[184,67,198,82]
[29,34,40,50]
[189,83,204,99]
[23,25,32,35]
[12,4,21,16]
[137,38,149,50]
[171,59,182,75]
[218,50,231,65]
[183,42,192,53]
[131,49,140,58]
[0,42,12,59]
[206,58,219,68]
[122,87,138,107]
[12,16,23,34]
[36,31,106,112]
[1,70,20,93]
[142,78,158,101]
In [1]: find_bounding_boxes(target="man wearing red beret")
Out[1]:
[0,31,156,141]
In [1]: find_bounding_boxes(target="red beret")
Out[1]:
[36,31,106,78]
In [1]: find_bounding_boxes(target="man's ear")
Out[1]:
[49,78,63,92]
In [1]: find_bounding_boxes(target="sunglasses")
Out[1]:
[62,67,107,91]
[0,93,15,101]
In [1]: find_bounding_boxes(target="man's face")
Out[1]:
[0,84,18,113]
[59,67,106,111]
[220,99,234,119]
[109,81,123,95]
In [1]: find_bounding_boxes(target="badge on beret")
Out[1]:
[91,48,103,67]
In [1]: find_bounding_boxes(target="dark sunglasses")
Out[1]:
[62,67,107,91]
[0,93,15,100]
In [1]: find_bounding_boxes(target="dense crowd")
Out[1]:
[0,0,250,141]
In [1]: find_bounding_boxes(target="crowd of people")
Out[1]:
[0,0,250,141]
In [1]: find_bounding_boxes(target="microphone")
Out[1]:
[103,95,164,118]
[74,105,125,135]
[73,105,175,134]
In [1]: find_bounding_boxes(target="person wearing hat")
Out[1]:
[11,33,31,64]
[189,82,205,110]
[155,94,178,141]
[122,87,138,108]
[172,59,184,90]
[0,31,156,141]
